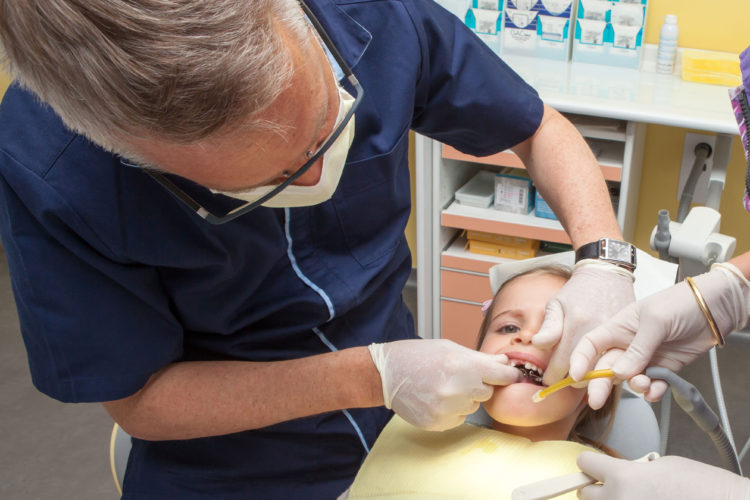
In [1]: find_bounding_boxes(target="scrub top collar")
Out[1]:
[304,0,372,72]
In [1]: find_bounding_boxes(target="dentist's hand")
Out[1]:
[368,339,520,431]
[532,260,635,386]
[568,263,750,402]
[577,452,750,500]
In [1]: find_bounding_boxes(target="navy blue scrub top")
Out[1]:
[0,0,543,498]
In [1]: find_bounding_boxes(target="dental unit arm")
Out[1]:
[650,137,736,278]
[651,207,736,279]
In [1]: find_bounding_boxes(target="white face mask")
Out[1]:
[214,85,355,208]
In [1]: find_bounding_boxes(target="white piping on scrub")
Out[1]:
[284,208,370,454]
[284,208,335,321]
[313,326,371,454]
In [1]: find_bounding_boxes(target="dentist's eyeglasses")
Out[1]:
[129,1,363,225]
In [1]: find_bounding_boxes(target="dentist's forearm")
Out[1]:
[511,105,622,247]
[102,346,383,441]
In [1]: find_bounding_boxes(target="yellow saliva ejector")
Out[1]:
[532,369,615,403]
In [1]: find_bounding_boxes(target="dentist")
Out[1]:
[0,1,632,498]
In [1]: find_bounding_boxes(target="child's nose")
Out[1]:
[511,329,535,344]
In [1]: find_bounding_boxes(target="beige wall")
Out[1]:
[405,0,750,265]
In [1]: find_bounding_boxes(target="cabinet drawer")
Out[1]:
[440,299,484,349]
[440,269,492,303]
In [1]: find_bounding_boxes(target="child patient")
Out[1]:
[476,265,619,450]
[344,265,620,499]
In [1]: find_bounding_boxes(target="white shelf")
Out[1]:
[441,201,569,244]
[590,139,625,169]
[444,202,563,229]
[502,45,739,135]
[441,236,517,270]
[569,115,628,142]
[441,236,557,272]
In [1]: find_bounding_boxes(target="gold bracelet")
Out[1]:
[685,277,725,348]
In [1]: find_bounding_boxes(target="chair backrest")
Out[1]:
[581,385,661,460]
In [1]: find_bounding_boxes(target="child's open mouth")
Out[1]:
[512,361,545,386]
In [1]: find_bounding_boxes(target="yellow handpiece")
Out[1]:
[532,369,615,403]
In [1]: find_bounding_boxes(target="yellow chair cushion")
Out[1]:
[348,416,595,500]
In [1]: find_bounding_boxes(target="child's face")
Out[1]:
[479,272,586,430]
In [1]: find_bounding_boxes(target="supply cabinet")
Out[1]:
[414,114,645,348]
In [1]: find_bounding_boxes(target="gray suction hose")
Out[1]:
[646,367,741,475]
[677,143,713,223]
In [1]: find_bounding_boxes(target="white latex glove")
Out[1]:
[569,263,750,402]
[532,260,635,386]
[577,452,750,500]
[368,339,520,431]
[580,348,625,410]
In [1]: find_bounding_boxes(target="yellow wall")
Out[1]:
[0,71,10,97]
[634,1,750,254]
[405,1,750,265]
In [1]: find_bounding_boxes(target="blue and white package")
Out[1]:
[534,191,557,220]
[537,0,576,60]
[501,0,543,57]
[474,0,503,8]
[436,0,503,54]
[436,0,473,20]
[572,0,648,68]
[501,0,574,60]
[465,7,504,53]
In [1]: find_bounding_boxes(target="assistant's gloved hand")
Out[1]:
[569,263,750,402]
[368,339,519,431]
[577,452,750,500]
[531,260,635,386]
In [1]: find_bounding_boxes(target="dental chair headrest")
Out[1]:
[488,249,678,300]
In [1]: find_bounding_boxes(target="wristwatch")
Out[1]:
[574,238,636,271]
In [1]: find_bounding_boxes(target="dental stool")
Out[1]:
[109,423,130,496]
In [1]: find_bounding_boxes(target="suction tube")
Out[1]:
[645,367,741,475]
[677,143,713,223]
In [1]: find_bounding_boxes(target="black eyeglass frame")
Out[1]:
[140,1,364,225]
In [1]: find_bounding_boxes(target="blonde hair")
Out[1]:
[0,0,308,153]
[477,265,621,456]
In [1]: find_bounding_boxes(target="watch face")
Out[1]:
[606,240,632,261]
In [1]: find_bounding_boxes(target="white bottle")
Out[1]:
[656,14,679,74]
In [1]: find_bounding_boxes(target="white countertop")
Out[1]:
[504,45,740,134]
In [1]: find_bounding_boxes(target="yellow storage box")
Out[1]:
[681,49,741,87]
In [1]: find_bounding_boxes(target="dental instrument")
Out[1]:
[532,369,614,403]
[511,451,659,500]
